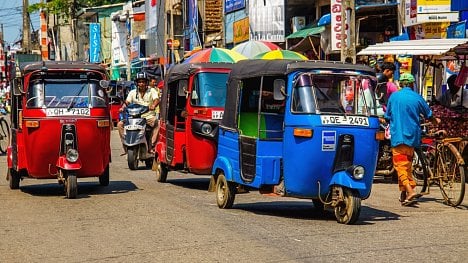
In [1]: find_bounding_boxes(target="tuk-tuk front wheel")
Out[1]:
[65,173,78,199]
[216,172,236,209]
[8,168,20,190]
[334,188,361,225]
[155,156,168,183]
[127,147,138,170]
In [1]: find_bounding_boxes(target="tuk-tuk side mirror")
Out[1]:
[99,80,113,93]
[13,79,25,95]
[273,79,286,101]
[178,80,188,97]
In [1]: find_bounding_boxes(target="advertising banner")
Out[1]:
[249,0,284,42]
[111,20,128,65]
[189,0,200,50]
[447,21,466,38]
[404,0,418,27]
[233,17,250,44]
[417,0,451,13]
[89,23,101,63]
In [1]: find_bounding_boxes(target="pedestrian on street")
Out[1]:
[383,73,440,206]
[375,62,398,112]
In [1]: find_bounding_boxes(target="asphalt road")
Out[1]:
[0,129,467,262]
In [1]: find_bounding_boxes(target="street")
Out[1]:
[0,129,467,262]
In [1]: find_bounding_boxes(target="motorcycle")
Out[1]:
[122,104,154,170]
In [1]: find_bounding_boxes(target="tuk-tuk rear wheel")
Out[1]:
[334,188,361,225]
[99,165,110,186]
[127,147,138,170]
[155,157,168,183]
[8,169,20,190]
[65,174,78,199]
[216,172,236,209]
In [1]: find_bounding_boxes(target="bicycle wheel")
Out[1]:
[0,118,10,154]
[437,144,465,207]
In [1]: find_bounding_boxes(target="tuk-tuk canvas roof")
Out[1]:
[165,62,236,83]
[222,60,375,129]
[357,39,468,56]
[20,61,108,75]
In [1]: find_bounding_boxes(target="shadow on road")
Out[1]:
[231,201,402,224]
[19,180,139,198]
[167,177,210,191]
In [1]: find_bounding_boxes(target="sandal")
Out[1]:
[399,191,407,203]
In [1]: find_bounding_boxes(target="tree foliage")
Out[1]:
[28,0,128,16]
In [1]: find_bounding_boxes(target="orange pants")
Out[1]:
[392,144,416,192]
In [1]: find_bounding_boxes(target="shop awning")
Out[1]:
[286,26,325,39]
[357,39,468,56]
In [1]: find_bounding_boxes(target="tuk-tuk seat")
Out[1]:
[239,112,283,139]
[239,112,266,138]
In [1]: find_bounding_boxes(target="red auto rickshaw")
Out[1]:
[6,61,112,198]
[154,63,235,182]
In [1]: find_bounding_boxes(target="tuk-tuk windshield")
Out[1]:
[191,72,228,107]
[292,73,376,115]
[26,79,108,108]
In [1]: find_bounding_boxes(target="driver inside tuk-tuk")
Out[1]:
[117,72,160,154]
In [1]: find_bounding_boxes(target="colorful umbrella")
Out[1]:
[253,50,308,60]
[232,40,281,58]
[183,48,247,63]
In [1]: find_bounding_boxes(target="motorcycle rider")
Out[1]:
[117,72,160,153]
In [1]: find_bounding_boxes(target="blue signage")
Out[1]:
[225,0,246,14]
[447,21,466,39]
[89,23,101,63]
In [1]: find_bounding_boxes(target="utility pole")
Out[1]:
[22,0,31,53]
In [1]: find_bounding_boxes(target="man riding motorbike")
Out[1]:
[117,72,160,154]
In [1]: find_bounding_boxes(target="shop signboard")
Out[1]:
[233,17,250,44]
[89,23,101,63]
[225,0,245,14]
[417,0,451,13]
[330,0,350,51]
[249,0,285,42]
[417,12,459,23]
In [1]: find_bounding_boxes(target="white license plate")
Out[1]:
[125,124,143,130]
[212,110,224,120]
[320,115,369,126]
[46,108,90,117]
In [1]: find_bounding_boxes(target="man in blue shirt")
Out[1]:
[384,73,439,206]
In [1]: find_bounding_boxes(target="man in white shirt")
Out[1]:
[117,72,160,153]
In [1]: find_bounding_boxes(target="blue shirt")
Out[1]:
[384,87,433,148]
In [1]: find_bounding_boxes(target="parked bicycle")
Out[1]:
[413,126,466,207]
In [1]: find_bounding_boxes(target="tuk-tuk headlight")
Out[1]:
[201,123,213,135]
[348,165,365,180]
[66,149,79,163]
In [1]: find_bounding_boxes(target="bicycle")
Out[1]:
[413,128,466,207]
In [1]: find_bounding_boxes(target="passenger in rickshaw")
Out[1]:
[118,72,160,153]
[436,74,468,108]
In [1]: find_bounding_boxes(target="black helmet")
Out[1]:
[135,72,148,83]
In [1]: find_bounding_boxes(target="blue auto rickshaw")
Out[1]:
[209,59,382,224]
